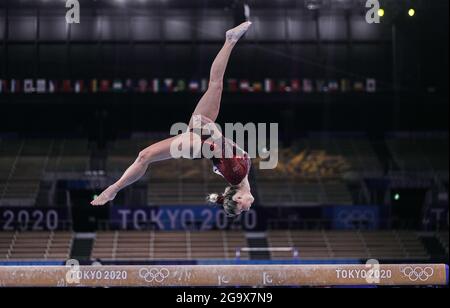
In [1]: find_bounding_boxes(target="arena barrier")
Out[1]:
[0,264,447,287]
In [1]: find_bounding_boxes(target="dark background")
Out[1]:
[0,0,448,271]
[0,0,448,141]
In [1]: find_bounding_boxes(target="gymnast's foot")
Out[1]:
[226,21,252,43]
[91,185,118,206]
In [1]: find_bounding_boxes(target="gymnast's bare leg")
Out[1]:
[91,21,252,206]
[189,21,251,125]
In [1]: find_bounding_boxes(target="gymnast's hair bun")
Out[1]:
[206,193,224,205]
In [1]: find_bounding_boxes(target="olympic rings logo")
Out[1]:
[401,266,434,282]
[139,268,170,283]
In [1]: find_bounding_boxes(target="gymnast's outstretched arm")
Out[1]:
[91,133,195,206]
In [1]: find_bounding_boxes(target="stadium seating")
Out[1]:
[45,139,90,173]
[91,230,249,260]
[253,138,372,206]
[0,140,51,206]
[0,231,73,261]
[437,232,449,255]
[0,138,90,206]
[147,159,227,205]
[387,136,448,174]
[0,136,447,207]
[106,139,156,174]
[89,230,431,261]
[267,230,429,260]
[0,230,435,262]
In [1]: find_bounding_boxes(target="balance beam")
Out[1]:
[0,264,447,287]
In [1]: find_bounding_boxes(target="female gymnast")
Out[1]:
[91,22,254,217]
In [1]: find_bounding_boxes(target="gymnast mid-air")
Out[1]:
[91,22,254,217]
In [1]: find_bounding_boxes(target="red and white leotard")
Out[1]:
[211,143,251,186]
[192,130,251,186]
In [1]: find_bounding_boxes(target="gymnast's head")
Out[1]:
[207,186,254,217]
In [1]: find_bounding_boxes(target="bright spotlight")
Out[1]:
[378,8,385,17]
[408,9,415,17]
